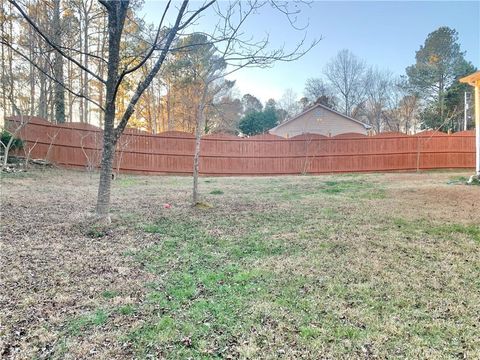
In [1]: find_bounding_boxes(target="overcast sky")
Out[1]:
[141,1,480,103]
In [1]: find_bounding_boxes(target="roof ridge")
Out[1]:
[270,103,371,132]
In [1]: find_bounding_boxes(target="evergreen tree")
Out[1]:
[406,27,473,129]
[239,108,278,136]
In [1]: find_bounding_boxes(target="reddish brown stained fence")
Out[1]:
[7,116,476,175]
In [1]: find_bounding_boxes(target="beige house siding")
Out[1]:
[270,105,368,138]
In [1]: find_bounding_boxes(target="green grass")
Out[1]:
[67,309,109,336]
[102,290,120,299]
[447,175,470,184]
[434,223,480,241]
[42,172,479,358]
[118,187,478,357]
[116,177,139,187]
[255,178,385,203]
[209,189,224,195]
[123,216,300,357]
[394,218,480,242]
[447,175,480,186]
[85,224,107,238]
[118,305,136,316]
[320,180,386,199]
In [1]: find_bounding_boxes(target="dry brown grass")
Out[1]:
[0,169,479,359]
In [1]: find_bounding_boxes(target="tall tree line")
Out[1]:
[0,0,241,133]
[1,0,111,123]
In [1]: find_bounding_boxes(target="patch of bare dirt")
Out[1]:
[376,172,479,223]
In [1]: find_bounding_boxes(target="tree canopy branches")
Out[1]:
[2,0,318,218]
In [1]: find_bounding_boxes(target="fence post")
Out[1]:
[416,135,421,172]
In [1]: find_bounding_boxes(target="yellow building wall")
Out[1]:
[270,107,367,138]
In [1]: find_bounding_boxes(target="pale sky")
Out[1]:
[141,1,480,103]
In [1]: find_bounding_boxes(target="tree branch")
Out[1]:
[57,44,108,64]
[178,0,216,31]
[1,40,105,112]
[9,0,106,84]
[112,0,172,101]
[122,0,171,76]
[114,0,191,139]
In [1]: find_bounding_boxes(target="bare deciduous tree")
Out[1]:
[188,1,319,205]
[363,67,393,133]
[383,80,420,134]
[304,77,337,109]
[324,49,366,117]
[279,88,301,119]
[7,0,318,221]
[8,0,209,220]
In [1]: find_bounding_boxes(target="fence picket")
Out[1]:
[8,117,475,175]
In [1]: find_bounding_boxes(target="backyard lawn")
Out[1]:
[1,169,479,359]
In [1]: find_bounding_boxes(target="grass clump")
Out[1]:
[448,175,480,186]
[319,179,386,199]
[394,218,480,242]
[86,224,108,238]
[194,201,213,209]
[67,309,109,336]
[102,290,119,299]
[468,176,480,185]
[209,189,224,195]
[428,223,480,242]
[118,305,136,316]
[447,176,470,185]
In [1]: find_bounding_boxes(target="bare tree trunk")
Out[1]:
[97,13,107,128]
[146,87,154,132]
[167,83,174,130]
[67,60,73,121]
[29,29,36,116]
[150,83,157,134]
[95,1,129,219]
[83,11,89,123]
[48,80,54,121]
[159,83,166,132]
[192,88,208,205]
[1,6,7,115]
[96,121,115,218]
[439,78,445,127]
[98,82,104,127]
[78,10,84,123]
[7,1,14,116]
[53,0,65,123]
[38,64,47,118]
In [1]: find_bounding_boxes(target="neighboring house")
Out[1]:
[269,103,371,138]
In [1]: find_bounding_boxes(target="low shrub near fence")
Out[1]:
[7,116,476,175]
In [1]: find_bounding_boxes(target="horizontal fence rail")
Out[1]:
[6,116,476,175]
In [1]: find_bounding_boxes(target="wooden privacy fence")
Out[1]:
[6,116,476,175]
